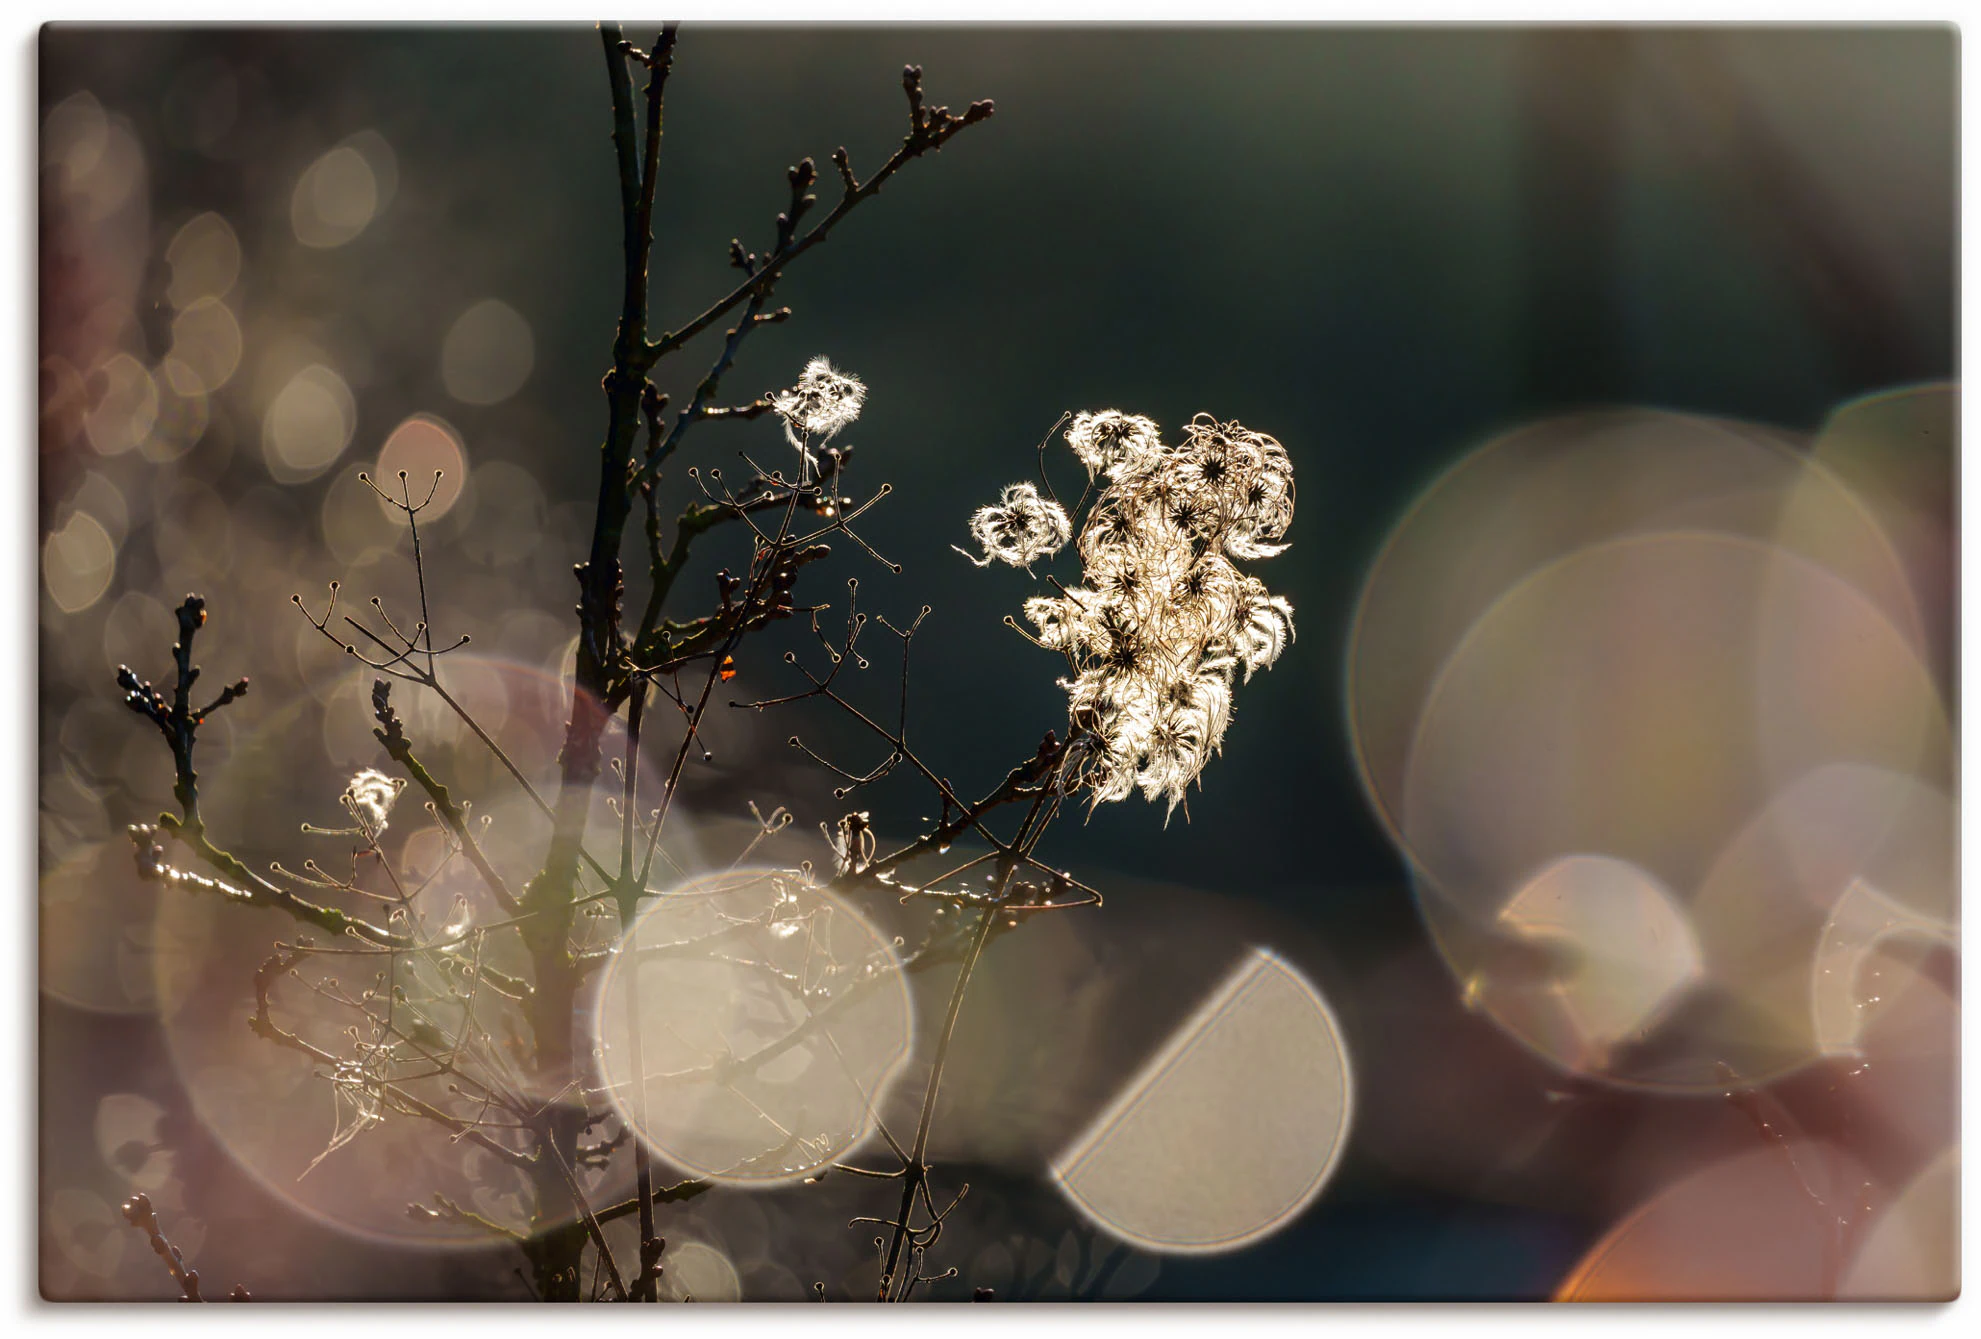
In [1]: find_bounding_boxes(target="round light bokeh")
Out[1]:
[262,363,356,483]
[46,92,147,223]
[1052,948,1352,1254]
[1837,1145,1958,1301]
[164,210,241,308]
[455,461,548,568]
[1691,763,1954,1067]
[154,880,652,1251]
[290,133,395,249]
[441,299,534,406]
[1347,406,1952,1093]
[1805,385,1954,697]
[151,841,571,1247]
[167,295,242,393]
[83,353,157,457]
[1348,410,1921,857]
[43,508,118,613]
[592,868,914,1186]
[657,1240,743,1302]
[145,656,700,1246]
[1557,1139,1881,1301]
[144,358,211,463]
[373,414,469,520]
[42,838,215,1017]
[1452,854,1704,1079]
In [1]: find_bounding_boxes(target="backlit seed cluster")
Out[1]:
[342,768,404,835]
[972,410,1296,815]
[770,356,867,479]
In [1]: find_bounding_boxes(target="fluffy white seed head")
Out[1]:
[969,408,1296,817]
[770,356,867,463]
[1023,593,1093,652]
[342,768,404,835]
[1175,414,1295,559]
[963,482,1072,570]
[1064,410,1163,480]
[1231,585,1296,682]
[1136,667,1232,812]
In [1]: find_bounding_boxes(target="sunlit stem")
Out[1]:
[877,781,1059,1300]
[615,680,660,1301]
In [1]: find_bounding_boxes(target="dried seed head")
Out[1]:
[770,356,866,479]
[962,482,1072,570]
[1064,410,1163,481]
[967,409,1297,816]
[342,768,404,834]
[770,356,866,442]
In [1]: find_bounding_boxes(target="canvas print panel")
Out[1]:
[38,23,1955,1302]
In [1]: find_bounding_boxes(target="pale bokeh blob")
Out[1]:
[1804,384,1955,694]
[1838,1146,1958,1301]
[1558,1140,1880,1301]
[290,135,395,248]
[593,869,914,1185]
[45,93,146,222]
[374,414,468,520]
[167,296,242,393]
[100,588,171,678]
[42,839,211,1017]
[658,1240,743,1302]
[262,363,356,482]
[143,359,211,463]
[163,211,241,308]
[43,91,111,193]
[83,353,158,457]
[43,509,118,614]
[320,462,409,565]
[150,812,607,1247]
[1347,410,1917,857]
[1399,534,1947,1089]
[95,1092,177,1194]
[1053,949,1351,1254]
[441,299,535,406]
[149,476,237,592]
[457,461,549,568]
[45,1187,127,1282]
[1463,854,1704,1077]
[1677,764,1955,1076]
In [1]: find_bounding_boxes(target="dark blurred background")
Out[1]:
[39,24,1955,1301]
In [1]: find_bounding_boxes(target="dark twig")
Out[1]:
[640,66,993,366]
[121,1193,249,1302]
[371,679,523,919]
[119,598,402,945]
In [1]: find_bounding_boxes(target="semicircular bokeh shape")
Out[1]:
[1052,948,1352,1254]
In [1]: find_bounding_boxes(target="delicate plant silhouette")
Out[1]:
[109,23,1288,1303]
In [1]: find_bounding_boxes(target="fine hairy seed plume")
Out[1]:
[1064,410,1163,481]
[342,768,403,831]
[770,356,867,478]
[960,482,1072,571]
[973,410,1297,817]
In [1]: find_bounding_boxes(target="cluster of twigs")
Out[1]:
[731,589,1105,1299]
[105,23,1126,1304]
